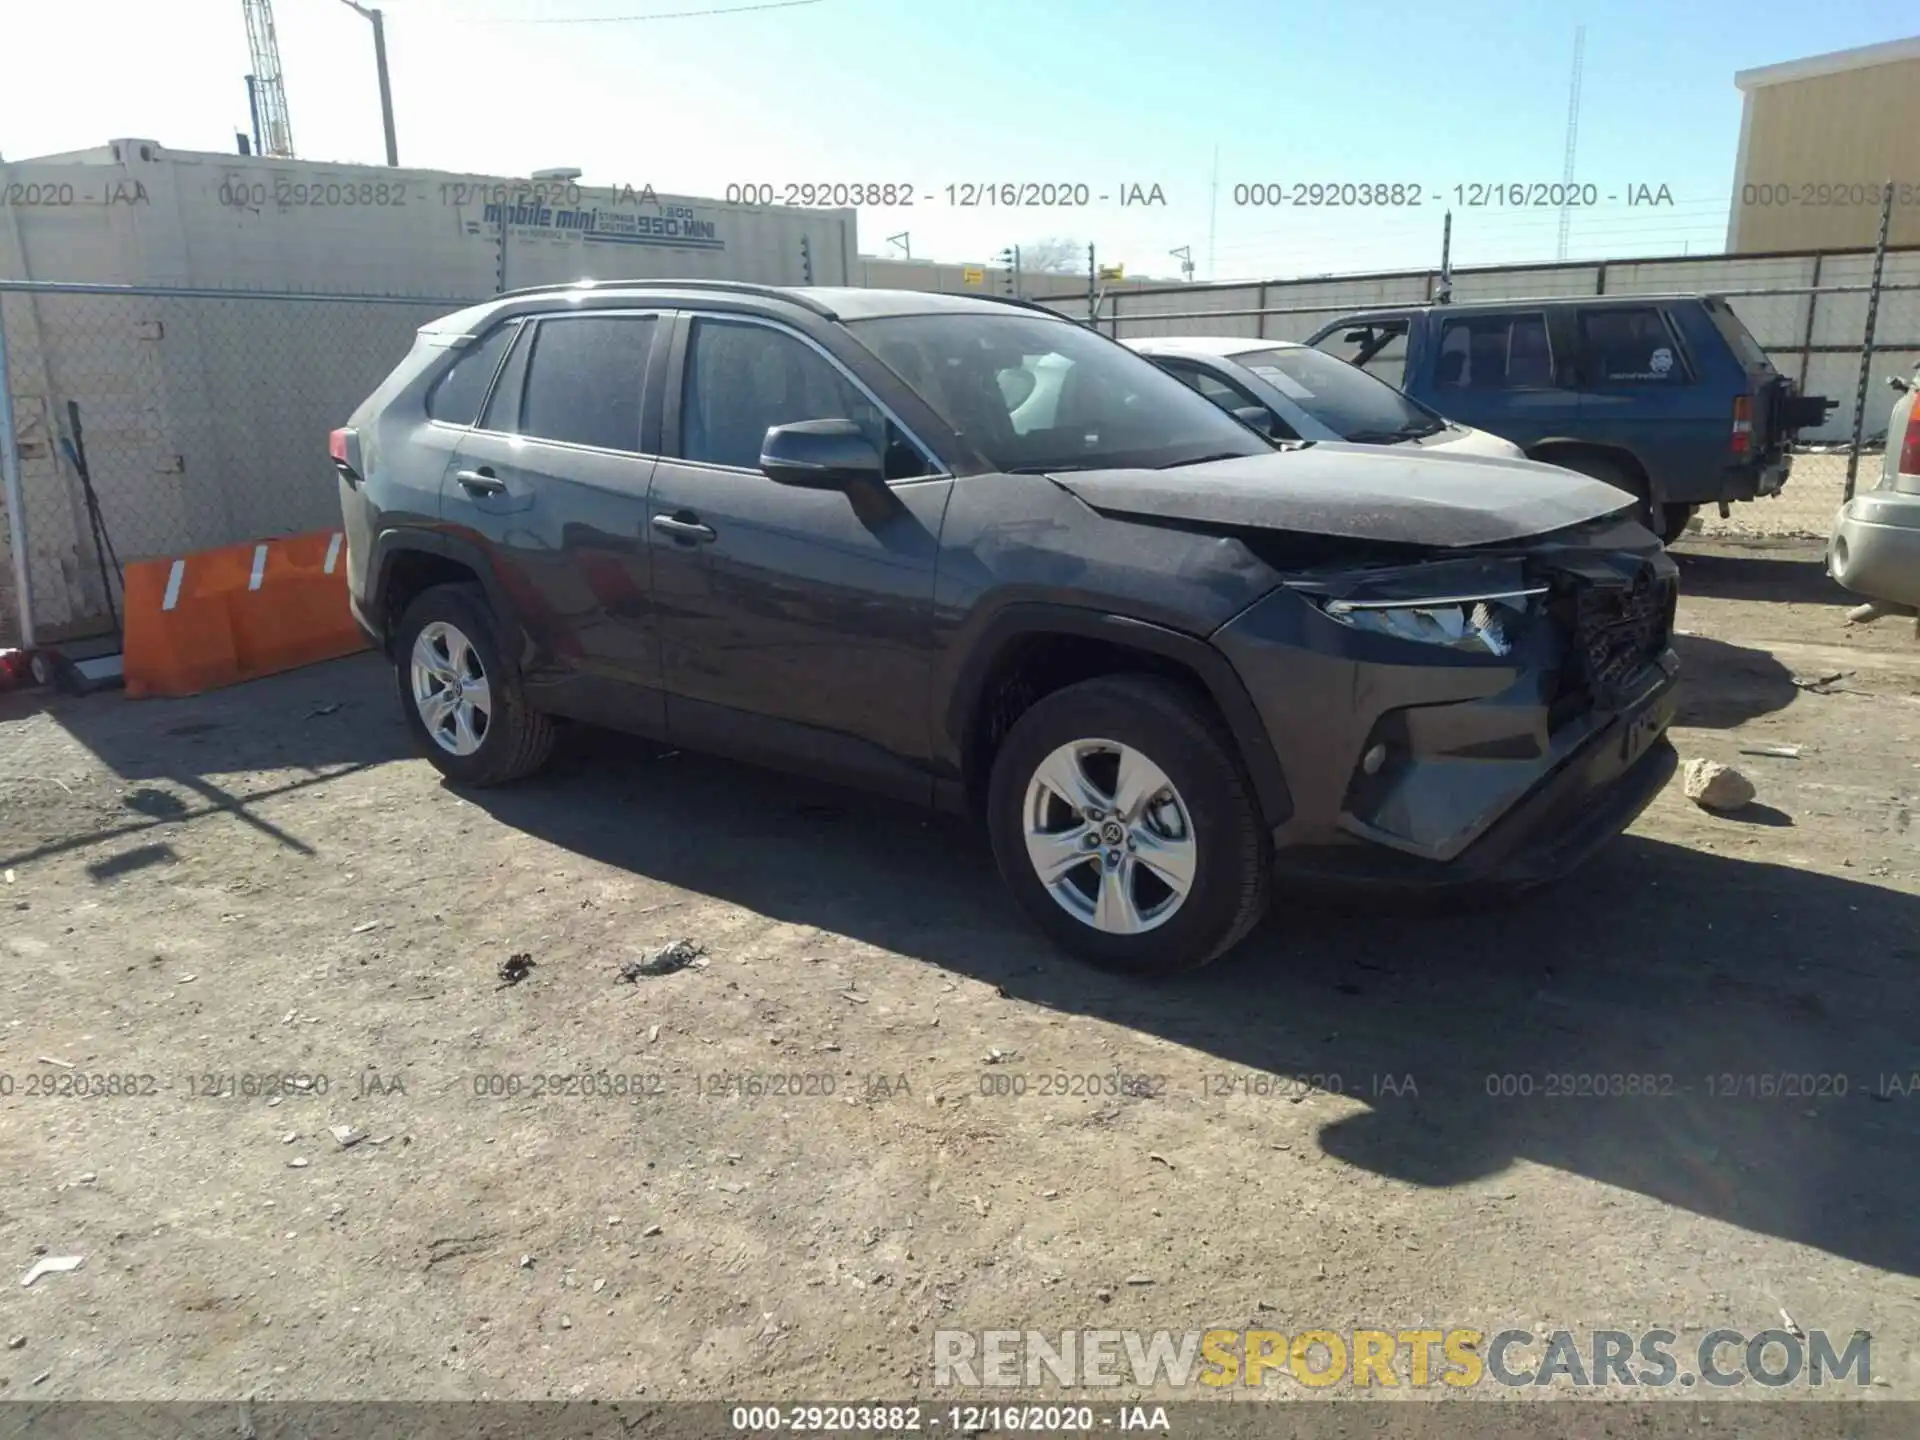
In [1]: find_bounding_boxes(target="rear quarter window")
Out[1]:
[425,323,518,425]
[1704,298,1777,374]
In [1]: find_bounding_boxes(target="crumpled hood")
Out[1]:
[1045,443,1636,548]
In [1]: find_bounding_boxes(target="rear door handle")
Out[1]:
[455,468,506,495]
[651,513,717,543]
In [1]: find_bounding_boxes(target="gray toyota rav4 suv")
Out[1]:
[334,281,1679,975]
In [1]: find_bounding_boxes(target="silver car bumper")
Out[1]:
[1829,488,1920,609]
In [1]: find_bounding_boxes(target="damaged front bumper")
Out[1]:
[1213,538,1679,888]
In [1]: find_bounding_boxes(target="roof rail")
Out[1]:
[941,290,1085,319]
[490,277,839,317]
[1338,289,1714,315]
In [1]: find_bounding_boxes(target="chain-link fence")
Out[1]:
[1045,245,1920,543]
[5,253,1920,646]
[0,282,476,647]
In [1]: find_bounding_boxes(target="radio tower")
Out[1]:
[242,0,297,158]
[1555,25,1585,262]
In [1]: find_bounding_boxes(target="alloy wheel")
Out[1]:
[1021,738,1198,935]
[410,620,492,757]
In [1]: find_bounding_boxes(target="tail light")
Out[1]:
[1729,395,1752,457]
[329,426,360,484]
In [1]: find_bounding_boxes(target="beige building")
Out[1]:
[1728,35,1920,253]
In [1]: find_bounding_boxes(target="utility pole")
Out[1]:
[886,232,911,260]
[1207,145,1219,281]
[996,246,1021,298]
[336,0,399,166]
[1169,246,1195,282]
[1087,244,1098,323]
[1436,210,1454,303]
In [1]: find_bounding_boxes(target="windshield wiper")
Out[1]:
[1346,421,1445,444]
[1155,451,1252,469]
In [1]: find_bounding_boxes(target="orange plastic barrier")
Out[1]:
[123,529,367,698]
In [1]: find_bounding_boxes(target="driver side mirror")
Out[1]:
[760,419,884,489]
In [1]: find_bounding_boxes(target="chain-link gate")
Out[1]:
[0,282,476,648]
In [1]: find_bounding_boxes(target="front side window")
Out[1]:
[1233,346,1440,443]
[1162,359,1260,411]
[426,322,518,426]
[1578,308,1687,386]
[1435,313,1554,391]
[851,313,1271,473]
[1314,320,1409,388]
[680,318,929,479]
[519,315,659,451]
[1156,359,1304,441]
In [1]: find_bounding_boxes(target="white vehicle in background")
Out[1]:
[1123,336,1525,460]
[1829,364,1920,625]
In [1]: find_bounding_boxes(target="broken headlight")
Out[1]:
[1315,587,1546,657]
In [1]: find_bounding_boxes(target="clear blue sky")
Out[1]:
[3,0,1914,281]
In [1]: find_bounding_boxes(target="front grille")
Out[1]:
[1545,562,1675,722]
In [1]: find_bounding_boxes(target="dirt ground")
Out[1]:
[0,536,1917,1408]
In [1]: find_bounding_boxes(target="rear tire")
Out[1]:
[986,675,1271,976]
[393,582,555,787]
[1657,504,1695,546]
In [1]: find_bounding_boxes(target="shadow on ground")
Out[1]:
[0,655,412,869]
[1671,544,1849,607]
[13,655,1916,1276]
[469,725,1920,1279]
[1670,634,1799,728]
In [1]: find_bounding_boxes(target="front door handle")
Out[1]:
[651,513,717,544]
[455,468,506,495]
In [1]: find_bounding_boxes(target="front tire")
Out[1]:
[986,675,1271,975]
[393,582,555,787]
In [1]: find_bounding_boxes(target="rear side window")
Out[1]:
[426,323,517,425]
[519,315,659,451]
[1436,313,1554,390]
[1577,308,1687,386]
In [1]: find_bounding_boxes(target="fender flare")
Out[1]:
[366,527,531,666]
[942,602,1292,827]
[1525,440,1657,503]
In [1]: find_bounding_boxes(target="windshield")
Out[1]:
[850,312,1274,472]
[1231,346,1443,442]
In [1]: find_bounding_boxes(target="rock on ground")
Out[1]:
[1682,757,1756,812]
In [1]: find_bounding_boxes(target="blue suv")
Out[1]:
[1306,294,1833,544]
